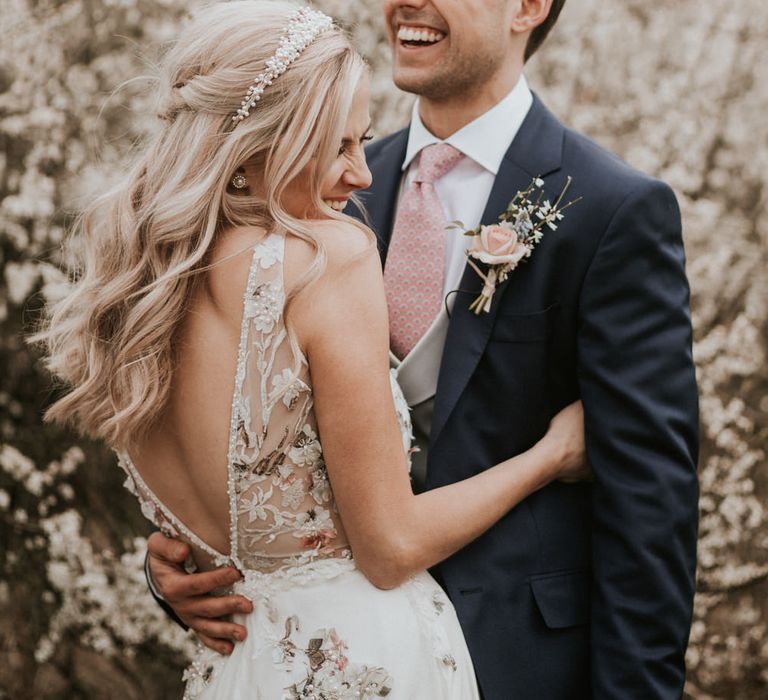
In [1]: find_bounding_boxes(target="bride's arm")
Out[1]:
[291,222,585,589]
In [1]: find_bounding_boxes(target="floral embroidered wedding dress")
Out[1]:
[117,232,480,699]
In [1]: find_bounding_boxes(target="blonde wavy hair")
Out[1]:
[36,0,368,449]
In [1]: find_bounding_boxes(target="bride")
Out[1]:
[38,2,589,697]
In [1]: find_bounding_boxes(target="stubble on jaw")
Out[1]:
[395,49,501,102]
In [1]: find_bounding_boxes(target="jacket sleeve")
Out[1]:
[576,180,699,698]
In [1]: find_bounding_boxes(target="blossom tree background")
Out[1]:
[1,0,766,697]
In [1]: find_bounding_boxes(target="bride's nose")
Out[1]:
[342,152,372,190]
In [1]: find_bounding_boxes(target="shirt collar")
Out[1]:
[402,74,533,175]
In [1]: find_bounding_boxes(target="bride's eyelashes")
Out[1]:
[338,132,374,156]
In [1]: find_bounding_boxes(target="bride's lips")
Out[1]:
[396,24,447,50]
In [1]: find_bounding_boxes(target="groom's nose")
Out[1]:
[386,0,432,12]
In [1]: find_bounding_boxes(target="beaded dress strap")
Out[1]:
[225,232,286,572]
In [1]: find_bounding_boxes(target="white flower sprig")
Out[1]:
[450,176,581,314]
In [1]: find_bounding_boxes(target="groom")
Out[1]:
[147,1,700,697]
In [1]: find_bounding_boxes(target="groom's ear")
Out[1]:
[516,0,567,62]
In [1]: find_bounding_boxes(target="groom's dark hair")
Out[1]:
[525,0,567,61]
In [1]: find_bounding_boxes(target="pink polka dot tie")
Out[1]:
[384,143,464,359]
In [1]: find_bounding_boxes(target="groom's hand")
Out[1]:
[147,532,253,654]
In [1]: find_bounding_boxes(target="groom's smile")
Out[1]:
[384,0,519,110]
[392,20,449,76]
[396,24,447,49]
[385,2,451,77]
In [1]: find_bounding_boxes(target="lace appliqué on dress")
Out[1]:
[182,646,228,700]
[275,616,394,699]
[225,233,361,572]
[389,368,414,473]
[403,574,459,673]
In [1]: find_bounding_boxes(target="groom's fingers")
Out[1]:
[147,531,189,563]
[183,594,254,620]
[164,566,243,599]
[189,617,247,646]
[198,632,235,656]
[146,534,253,655]
[149,548,243,599]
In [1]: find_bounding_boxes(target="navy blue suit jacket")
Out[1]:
[352,95,699,699]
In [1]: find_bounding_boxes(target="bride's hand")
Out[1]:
[540,401,592,483]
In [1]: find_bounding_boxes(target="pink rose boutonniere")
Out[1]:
[451,176,581,314]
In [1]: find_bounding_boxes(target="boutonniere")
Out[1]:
[450,176,581,315]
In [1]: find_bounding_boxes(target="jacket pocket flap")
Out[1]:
[490,303,559,343]
[529,569,590,629]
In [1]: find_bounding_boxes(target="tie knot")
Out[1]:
[414,143,463,184]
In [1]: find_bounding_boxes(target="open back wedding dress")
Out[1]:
[117,232,480,699]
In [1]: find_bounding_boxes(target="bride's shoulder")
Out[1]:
[285,218,379,285]
[287,219,386,337]
[309,217,373,249]
[205,225,270,324]
[289,218,375,262]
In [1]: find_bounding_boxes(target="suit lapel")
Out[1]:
[430,95,565,446]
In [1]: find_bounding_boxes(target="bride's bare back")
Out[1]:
[128,229,254,558]
[124,223,374,572]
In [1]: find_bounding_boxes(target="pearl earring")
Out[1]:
[231,174,248,190]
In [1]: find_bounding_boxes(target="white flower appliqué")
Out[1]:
[244,281,283,333]
[253,235,284,269]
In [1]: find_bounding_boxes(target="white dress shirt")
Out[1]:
[400,75,534,300]
[390,77,533,488]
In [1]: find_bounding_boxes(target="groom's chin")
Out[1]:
[391,68,428,96]
[392,65,450,101]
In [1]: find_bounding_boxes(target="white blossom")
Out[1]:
[1,0,766,695]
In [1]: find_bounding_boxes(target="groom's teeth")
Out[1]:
[397,26,445,43]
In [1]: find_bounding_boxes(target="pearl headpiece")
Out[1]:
[231,6,334,125]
